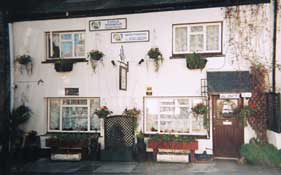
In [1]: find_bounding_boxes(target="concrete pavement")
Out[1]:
[12,159,281,175]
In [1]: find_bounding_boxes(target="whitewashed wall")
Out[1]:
[11,3,277,153]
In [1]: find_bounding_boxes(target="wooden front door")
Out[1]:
[212,96,244,158]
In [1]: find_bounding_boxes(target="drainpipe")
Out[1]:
[272,0,278,93]
[8,23,14,112]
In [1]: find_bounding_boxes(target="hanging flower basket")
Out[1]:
[88,50,104,72]
[54,59,73,72]
[15,54,33,74]
[147,48,164,72]
[186,53,207,70]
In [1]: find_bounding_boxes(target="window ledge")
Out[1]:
[42,58,88,64]
[170,53,224,59]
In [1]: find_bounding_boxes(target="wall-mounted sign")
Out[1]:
[219,93,240,99]
[119,66,127,91]
[111,30,149,43]
[65,88,79,96]
[146,87,152,96]
[89,18,127,31]
[241,92,252,98]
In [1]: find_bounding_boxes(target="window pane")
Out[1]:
[190,26,203,32]
[61,34,72,40]
[145,99,159,132]
[190,34,204,52]
[61,41,73,57]
[206,25,219,51]
[175,27,187,52]
[90,99,100,131]
[62,107,88,131]
[63,99,87,105]
[51,33,60,58]
[49,99,60,130]
[74,33,85,57]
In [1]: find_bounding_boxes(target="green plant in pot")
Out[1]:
[54,58,73,72]
[88,50,104,72]
[123,108,141,132]
[191,103,209,129]
[94,106,113,119]
[147,47,163,72]
[186,52,207,70]
[10,105,32,160]
[15,54,33,74]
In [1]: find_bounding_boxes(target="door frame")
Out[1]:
[211,95,244,158]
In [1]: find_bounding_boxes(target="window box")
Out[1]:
[54,60,73,72]
[148,140,198,150]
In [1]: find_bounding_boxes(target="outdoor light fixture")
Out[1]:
[111,60,116,66]
[138,59,144,65]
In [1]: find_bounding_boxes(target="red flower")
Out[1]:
[250,103,257,109]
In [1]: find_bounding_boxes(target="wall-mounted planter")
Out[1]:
[148,140,198,150]
[186,53,207,70]
[54,62,73,72]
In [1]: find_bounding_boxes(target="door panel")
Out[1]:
[213,96,244,157]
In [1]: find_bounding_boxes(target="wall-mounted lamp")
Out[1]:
[111,60,116,66]
[138,59,144,65]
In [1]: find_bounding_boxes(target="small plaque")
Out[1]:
[220,93,240,99]
[65,88,79,96]
[146,87,152,96]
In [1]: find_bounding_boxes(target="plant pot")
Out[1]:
[148,140,198,150]
[186,59,207,70]
[54,62,73,72]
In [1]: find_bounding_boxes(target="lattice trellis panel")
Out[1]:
[104,115,134,149]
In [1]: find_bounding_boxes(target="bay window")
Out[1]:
[48,98,100,132]
[46,31,85,59]
[173,22,222,54]
[144,97,207,135]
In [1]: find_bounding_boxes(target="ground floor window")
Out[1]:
[47,98,100,132]
[144,96,207,135]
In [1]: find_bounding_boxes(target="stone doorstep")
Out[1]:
[157,152,190,163]
[51,153,82,161]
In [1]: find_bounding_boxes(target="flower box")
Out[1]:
[54,62,73,72]
[45,138,89,148]
[148,140,198,151]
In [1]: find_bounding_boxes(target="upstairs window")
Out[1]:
[46,31,85,59]
[173,22,222,55]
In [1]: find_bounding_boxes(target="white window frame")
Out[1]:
[144,96,208,136]
[45,31,86,60]
[172,22,222,55]
[47,97,100,133]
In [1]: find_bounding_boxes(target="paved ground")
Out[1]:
[12,159,281,175]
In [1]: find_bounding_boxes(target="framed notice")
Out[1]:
[111,30,150,43]
[89,18,127,31]
[65,88,79,96]
[119,66,127,91]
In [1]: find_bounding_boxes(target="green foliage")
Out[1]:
[49,133,99,144]
[240,143,281,167]
[239,106,256,127]
[136,131,144,139]
[149,134,195,142]
[147,48,164,72]
[186,53,207,70]
[11,105,32,127]
[192,103,208,115]
[94,106,112,118]
[88,50,104,61]
[192,103,209,129]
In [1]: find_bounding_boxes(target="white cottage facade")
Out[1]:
[9,0,281,158]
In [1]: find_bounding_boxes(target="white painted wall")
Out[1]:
[11,3,278,153]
